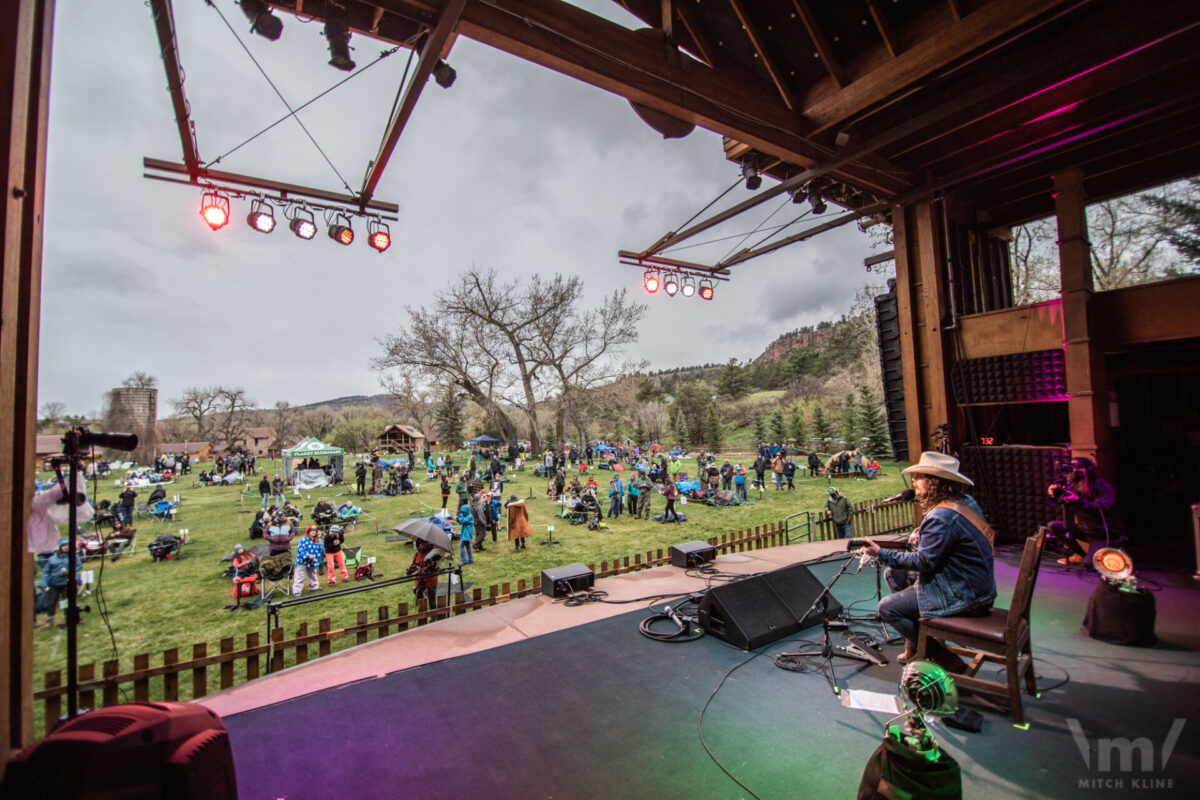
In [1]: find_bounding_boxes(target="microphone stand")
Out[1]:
[777,555,887,697]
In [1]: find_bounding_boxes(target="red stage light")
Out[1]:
[643,270,660,293]
[368,220,391,252]
[328,214,354,245]
[199,192,229,231]
[699,279,715,300]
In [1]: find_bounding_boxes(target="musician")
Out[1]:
[865,452,996,665]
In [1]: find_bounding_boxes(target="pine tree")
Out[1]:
[769,409,785,443]
[673,410,690,449]
[856,384,893,458]
[543,426,557,451]
[716,359,749,399]
[612,417,625,443]
[633,415,647,448]
[752,409,768,444]
[704,402,724,451]
[811,404,834,447]
[840,390,858,448]
[788,402,808,447]
[434,391,464,448]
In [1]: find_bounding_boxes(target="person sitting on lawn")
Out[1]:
[400,474,415,494]
[336,501,361,521]
[866,458,881,479]
[281,501,301,519]
[266,515,296,556]
[311,498,337,527]
[584,475,599,495]
[230,544,258,578]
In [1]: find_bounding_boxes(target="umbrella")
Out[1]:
[613,464,625,472]
[391,518,452,554]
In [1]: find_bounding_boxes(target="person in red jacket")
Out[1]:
[406,541,441,607]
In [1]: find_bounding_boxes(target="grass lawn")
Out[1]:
[31,452,908,729]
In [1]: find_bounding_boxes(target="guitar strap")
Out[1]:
[935,500,996,551]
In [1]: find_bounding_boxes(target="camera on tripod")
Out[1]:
[1047,462,1078,504]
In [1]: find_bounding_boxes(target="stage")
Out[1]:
[200,540,1200,799]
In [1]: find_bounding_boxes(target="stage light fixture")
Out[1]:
[809,190,827,215]
[239,0,283,41]
[663,273,679,296]
[791,186,806,204]
[367,219,391,253]
[698,279,714,300]
[324,14,356,71]
[433,59,457,88]
[741,160,762,191]
[245,199,276,234]
[681,275,696,297]
[643,269,660,294]
[328,213,354,245]
[199,191,229,231]
[289,207,317,240]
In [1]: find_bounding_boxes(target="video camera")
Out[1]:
[1047,461,1080,504]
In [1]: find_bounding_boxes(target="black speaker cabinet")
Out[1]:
[698,563,842,650]
[670,540,716,568]
[541,563,595,597]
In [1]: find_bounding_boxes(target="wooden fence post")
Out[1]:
[133,654,149,701]
[78,664,95,713]
[220,638,235,690]
[295,622,309,664]
[44,670,61,734]
[356,610,370,644]
[318,619,332,658]
[102,659,119,708]
[397,602,410,633]
[270,628,285,673]
[192,643,208,699]
[515,579,526,598]
[378,606,390,638]
[245,632,260,681]
[163,649,179,701]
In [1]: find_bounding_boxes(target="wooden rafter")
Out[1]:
[864,0,901,59]
[801,0,1082,134]
[728,0,794,109]
[358,0,467,210]
[946,0,965,21]
[790,0,845,89]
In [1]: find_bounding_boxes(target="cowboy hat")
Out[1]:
[902,452,974,487]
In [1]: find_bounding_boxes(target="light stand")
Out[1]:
[777,555,886,696]
[56,428,138,723]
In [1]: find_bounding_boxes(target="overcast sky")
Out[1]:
[38,0,885,418]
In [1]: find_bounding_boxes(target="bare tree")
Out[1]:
[39,401,66,431]
[214,387,254,448]
[271,401,301,450]
[121,371,158,389]
[638,401,671,443]
[380,373,436,435]
[172,387,220,442]
[301,407,339,440]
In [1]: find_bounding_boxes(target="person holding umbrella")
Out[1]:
[407,541,441,608]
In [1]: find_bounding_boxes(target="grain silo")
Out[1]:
[103,387,158,465]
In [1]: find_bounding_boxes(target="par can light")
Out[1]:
[367,219,391,253]
[199,191,229,231]
[246,199,276,234]
[681,276,696,297]
[698,279,715,300]
[663,273,679,296]
[643,270,660,294]
[289,207,317,240]
[328,214,354,245]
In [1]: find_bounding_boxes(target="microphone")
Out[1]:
[878,488,915,504]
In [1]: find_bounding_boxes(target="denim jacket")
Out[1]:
[878,495,996,618]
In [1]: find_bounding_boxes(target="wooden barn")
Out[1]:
[377,424,426,455]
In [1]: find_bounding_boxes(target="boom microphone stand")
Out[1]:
[777,555,887,697]
[56,427,138,722]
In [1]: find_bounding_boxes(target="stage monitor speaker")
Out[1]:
[698,563,841,650]
[541,563,595,597]
[2,701,237,799]
[670,540,716,568]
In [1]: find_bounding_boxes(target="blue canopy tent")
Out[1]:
[467,435,501,444]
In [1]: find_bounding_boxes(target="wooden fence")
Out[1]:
[812,498,918,540]
[34,507,916,738]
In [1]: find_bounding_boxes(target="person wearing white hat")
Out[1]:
[865,451,997,665]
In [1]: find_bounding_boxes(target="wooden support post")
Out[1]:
[356,610,370,644]
[295,623,308,664]
[377,606,390,639]
[1055,167,1113,474]
[102,660,118,707]
[270,628,284,673]
[318,619,331,658]
[397,602,409,633]
[245,632,260,681]
[43,671,60,735]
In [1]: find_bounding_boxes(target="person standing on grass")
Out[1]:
[323,525,349,585]
[118,486,137,526]
[355,462,367,496]
[439,472,451,510]
[720,460,734,491]
[772,452,785,490]
[457,503,475,564]
[614,473,624,516]
[783,457,796,491]
[407,541,440,607]
[752,455,767,491]
[258,474,271,509]
[733,463,747,501]
[607,479,621,519]
[292,526,325,596]
[627,475,639,517]
[662,482,680,524]
[36,539,80,628]
[506,495,531,550]
[272,474,285,507]
[825,487,853,538]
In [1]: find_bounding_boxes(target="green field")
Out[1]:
[32,453,908,723]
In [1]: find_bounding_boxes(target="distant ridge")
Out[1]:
[299,394,389,411]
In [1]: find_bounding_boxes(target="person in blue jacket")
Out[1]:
[37,539,80,628]
[457,503,475,564]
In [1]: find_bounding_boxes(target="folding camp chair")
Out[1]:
[258,552,293,598]
[343,545,364,572]
[136,502,152,520]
